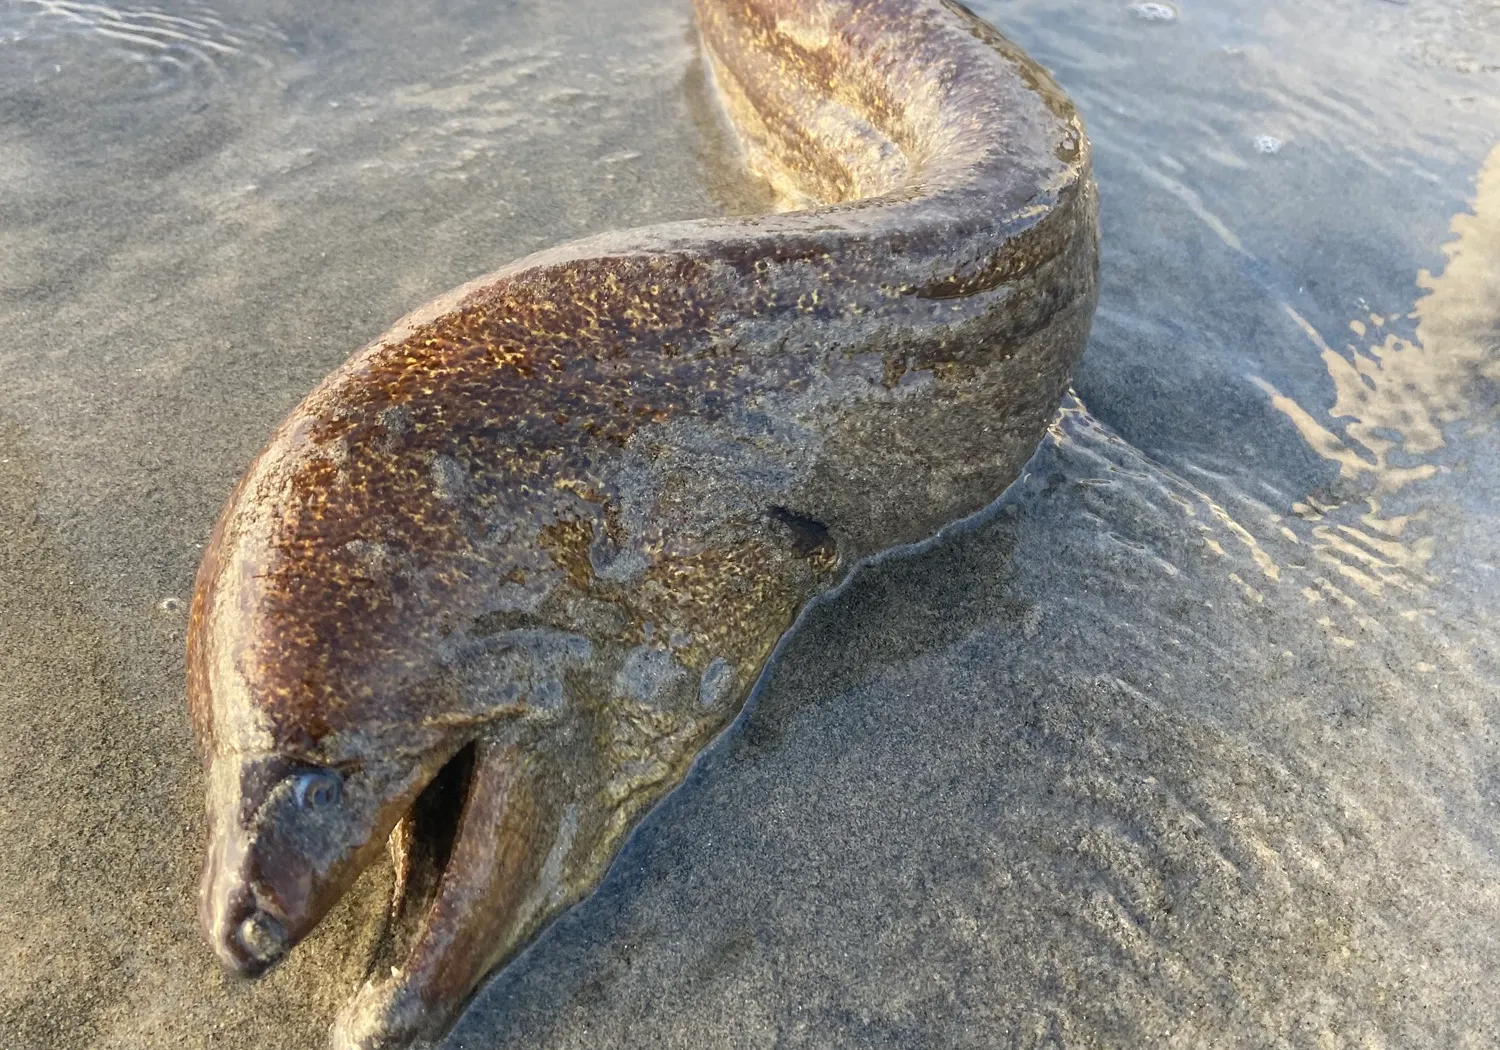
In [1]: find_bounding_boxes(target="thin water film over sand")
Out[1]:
[1,0,1498,1046]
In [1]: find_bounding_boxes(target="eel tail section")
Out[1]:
[185,0,1098,1047]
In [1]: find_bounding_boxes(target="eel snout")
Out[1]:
[199,769,317,979]
[204,871,290,977]
[198,751,444,981]
[200,814,297,977]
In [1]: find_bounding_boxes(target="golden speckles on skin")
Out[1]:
[187,0,1099,1045]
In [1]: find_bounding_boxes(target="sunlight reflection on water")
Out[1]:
[2,0,1499,1045]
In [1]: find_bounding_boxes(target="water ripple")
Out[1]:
[3,0,283,91]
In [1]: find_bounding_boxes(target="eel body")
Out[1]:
[187,0,1098,1046]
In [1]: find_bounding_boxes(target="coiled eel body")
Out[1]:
[187,0,1098,1046]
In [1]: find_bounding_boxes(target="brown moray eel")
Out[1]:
[187,0,1098,1046]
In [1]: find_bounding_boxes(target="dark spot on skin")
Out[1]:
[767,504,835,557]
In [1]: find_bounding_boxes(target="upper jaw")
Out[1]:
[199,813,294,977]
[198,753,340,975]
[198,743,464,977]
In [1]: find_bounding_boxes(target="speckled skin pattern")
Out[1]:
[186,0,1098,1046]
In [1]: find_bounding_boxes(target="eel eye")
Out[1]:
[291,768,342,810]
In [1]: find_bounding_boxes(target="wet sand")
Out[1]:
[2,0,1499,1046]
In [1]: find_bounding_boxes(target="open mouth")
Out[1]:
[364,739,479,975]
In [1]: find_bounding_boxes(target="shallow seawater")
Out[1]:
[0,0,1496,1046]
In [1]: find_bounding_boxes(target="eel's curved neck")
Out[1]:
[693,0,1082,214]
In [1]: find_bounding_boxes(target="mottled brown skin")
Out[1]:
[187,0,1099,1046]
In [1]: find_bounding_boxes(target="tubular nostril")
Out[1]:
[236,910,288,968]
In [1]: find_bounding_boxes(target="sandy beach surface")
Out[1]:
[2,0,1498,1046]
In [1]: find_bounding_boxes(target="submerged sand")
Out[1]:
[2,0,1499,1046]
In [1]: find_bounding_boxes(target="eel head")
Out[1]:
[187,423,478,979]
[197,742,457,977]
